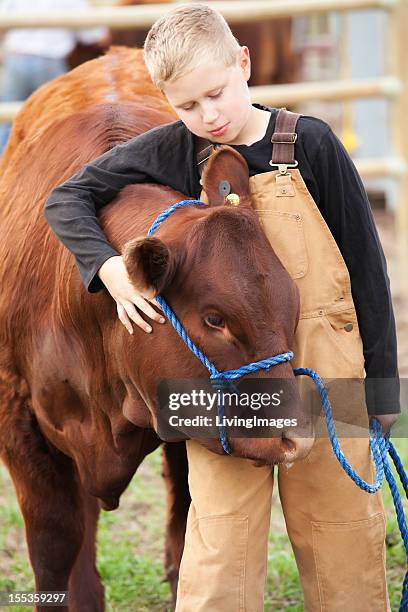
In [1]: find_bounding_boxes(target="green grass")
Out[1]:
[1,441,407,611]
[383,441,408,612]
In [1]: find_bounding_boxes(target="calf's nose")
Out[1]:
[281,426,314,462]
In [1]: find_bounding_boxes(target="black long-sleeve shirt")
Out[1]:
[44,104,399,414]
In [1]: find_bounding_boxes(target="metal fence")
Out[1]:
[0,0,406,237]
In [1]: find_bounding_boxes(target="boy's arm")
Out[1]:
[309,126,400,425]
[44,121,196,333]
[44,149,124,293]
[44,122,194,291]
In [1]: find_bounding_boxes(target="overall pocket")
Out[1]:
[293,310,365,379]
[256,210,308,279]
[178,515,248,611]
[311,512,387,611]
[321,307,365,373]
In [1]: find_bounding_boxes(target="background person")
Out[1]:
[0,0,110,153]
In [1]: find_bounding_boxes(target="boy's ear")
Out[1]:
[238,46,251,81]
[122,236,176,298]
[200,146,252,208]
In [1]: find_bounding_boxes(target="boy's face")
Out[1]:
[163,46,253,145]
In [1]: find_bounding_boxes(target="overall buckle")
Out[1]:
[268,160,299,174]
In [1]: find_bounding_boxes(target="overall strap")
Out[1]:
[195,107,302,176]
[271,108,301,166]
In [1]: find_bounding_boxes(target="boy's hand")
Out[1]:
[97,256,166,334]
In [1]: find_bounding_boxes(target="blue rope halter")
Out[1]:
[147,199,408,609]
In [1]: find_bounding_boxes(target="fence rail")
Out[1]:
[0,0,406,246]
[0,102,20,121]
[0,77,401,122]
[355,158,408,178]
[0,0,398,29]
[250,77,401,106]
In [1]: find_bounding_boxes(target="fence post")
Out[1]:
[391,0,408,294]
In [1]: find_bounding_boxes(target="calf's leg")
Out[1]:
[1,403,103,612]
[67,491,104,612]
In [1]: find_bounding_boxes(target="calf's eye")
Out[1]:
[205,315,225,329]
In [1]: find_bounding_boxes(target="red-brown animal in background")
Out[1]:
[0,48,310,610]
[68,0,299,86]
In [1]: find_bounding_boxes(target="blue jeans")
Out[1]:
[0,53,67,152]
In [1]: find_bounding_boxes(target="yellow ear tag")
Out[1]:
[225,193,240,206]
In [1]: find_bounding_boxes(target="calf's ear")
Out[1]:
[201,145,252,208]
[123,236,176,298]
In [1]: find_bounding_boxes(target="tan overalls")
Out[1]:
[175,109,389,611]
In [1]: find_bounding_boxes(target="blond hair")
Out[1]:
[143,3,241,90]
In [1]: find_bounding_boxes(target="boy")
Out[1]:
[44,4,399,610]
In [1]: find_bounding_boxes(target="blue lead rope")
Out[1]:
[294,367,408,611]
[148,199,408,610]
[294,367,385,493]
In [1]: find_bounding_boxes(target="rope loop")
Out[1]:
[294,367,385,493]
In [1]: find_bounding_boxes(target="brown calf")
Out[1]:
[0,49,310,610]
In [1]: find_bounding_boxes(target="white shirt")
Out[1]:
[1,0,108,59]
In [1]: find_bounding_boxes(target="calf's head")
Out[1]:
[123,147,314,465]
